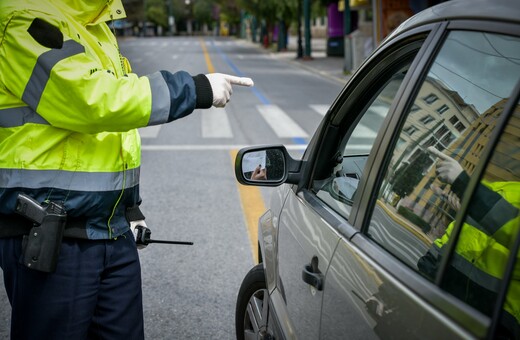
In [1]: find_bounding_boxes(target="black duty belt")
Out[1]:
[0,214,88,238]
[0,206,144,239]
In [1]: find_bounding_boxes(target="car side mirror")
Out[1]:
[235,145,302,186]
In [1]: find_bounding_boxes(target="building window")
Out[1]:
[437,104,449,114]
[423,93,439,105]
[420,115,435,125]
[449,115,459,125]
[454,122,466,133]
[403,125,418,136]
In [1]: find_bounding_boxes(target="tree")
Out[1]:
[193,0,214,27]
[146,0,168,29]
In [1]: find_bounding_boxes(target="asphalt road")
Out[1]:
[0,36,344,339]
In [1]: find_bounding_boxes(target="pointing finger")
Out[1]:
[426,146,450,160]
[224,75,254,87]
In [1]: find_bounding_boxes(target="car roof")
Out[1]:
[388,0,520,40]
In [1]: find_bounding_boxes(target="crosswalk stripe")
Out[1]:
[257,104,308,138]
[141,144,308,151]
[201,107,233,138]
[370,105,389,118]
[139,125,162,138]
[310,104,329,116]
[352,123,377,138]
[138,104,379,142]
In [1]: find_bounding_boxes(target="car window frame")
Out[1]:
[352,20,520,337]
[292,23,446,239]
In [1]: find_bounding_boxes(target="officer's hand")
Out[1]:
[130,220,148,250]
[427,147,463,184]
[431,184,461,210]
[206,73,254,107]
[251,165,267,180]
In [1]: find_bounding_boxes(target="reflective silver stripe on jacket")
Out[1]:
[22,39,85,109]
[146,72,171,126]
[0,106,49,127]
[0,168,139,191]
[478,198,519,235]
[450,252,501,293]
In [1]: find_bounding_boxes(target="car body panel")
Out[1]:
[260,183,291,293]
[275,190,342,339]
[321,235,479,339]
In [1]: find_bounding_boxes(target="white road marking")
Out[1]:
[310,104,329,116]
[141,144,308,151]
[257,104,308,138]
[201,107,233,138]
[369,105,389,118]
[352,124,377,138]
[138,125,162,138]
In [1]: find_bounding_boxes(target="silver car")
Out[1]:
[234,0,520,339]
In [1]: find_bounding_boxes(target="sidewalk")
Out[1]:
[241,37,350,84]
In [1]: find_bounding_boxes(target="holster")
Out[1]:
[21,213,67,273]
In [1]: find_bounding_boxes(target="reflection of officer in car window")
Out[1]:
[418,147,519,337]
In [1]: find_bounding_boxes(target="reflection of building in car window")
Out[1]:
[399,98,513,239]
[417,104,520,337]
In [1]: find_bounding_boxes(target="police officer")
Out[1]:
[0,0,253,338]
[419,147,519,338]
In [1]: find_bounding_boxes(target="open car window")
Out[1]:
[314,62,413,219]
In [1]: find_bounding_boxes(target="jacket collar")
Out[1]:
[50,0,126,25]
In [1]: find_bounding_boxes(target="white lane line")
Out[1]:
[310,104,329,116]
[257,104,308,138]
[201,107,233,138]
[138,125,162,138]
[369,105,389,118]
[172,55,179,59]
[141,144,308,151]
[352,124,377,138]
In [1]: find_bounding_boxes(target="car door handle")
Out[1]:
[302,256,324,291]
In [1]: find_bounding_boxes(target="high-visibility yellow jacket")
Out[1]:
[0,0,212,239]
[433,177,520,331]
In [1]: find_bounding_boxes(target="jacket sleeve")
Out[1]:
[0,13,211,134]
[452,172,519,238]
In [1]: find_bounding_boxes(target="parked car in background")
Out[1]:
[234,0,520,339]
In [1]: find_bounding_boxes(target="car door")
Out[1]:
[321,21,520,339]
[274,24,439,339]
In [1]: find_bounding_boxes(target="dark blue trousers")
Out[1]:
[0,231,144,340]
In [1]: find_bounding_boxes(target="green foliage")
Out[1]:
[397,206,431,233]
[146,0,168,27]
[170,0,188,21]
[392,152,432,197]
[193,0,214,24]
[122,0,328,35]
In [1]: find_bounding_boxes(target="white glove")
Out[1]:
[431,184,461,210]
[130,220,149,249]
[206,73,254,107]
[427,147,463,184]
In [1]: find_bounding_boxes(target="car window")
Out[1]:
[314,62,413,218]
[367,30,520,281]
